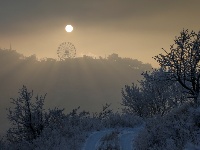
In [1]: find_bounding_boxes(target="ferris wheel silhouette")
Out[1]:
[57,42,76,60]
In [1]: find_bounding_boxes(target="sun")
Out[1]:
[65,25,73,32]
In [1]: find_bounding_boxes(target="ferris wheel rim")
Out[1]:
[57,42,76,60]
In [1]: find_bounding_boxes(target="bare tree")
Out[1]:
[154,29,200,105]
[7,86,46,142]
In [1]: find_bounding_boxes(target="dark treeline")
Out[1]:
[0,48,152,134]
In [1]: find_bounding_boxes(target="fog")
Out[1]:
[0,48,152,134]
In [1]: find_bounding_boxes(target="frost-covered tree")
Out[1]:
[7,86,46,142]
[154,29,200,105]
[122,69,187,117]
[121,83,145,117]
[141,69,187,116]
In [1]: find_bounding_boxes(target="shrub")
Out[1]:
[135,104,200,150]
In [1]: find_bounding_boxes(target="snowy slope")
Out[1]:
[82,125,143,150]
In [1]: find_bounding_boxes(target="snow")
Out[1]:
[119,126,143,150]
[82,125,144,150]
[82,129,114,150]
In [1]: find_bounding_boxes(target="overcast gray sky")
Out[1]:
[0,0,200,67]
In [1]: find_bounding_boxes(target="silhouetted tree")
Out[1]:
[25,54,37,62]
[107,53,120,61]
[154,29,200,106]
[0,49,24,64]
[7,86,46,142]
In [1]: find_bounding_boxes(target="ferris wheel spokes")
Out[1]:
[57,42,76,60]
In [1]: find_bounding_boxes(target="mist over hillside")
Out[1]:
[0,48,152,134]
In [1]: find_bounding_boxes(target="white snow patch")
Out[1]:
[119,126,144,150]
[82,129,114,150]
[82,125,144,150]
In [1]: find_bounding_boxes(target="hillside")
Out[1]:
[0,49,152,134]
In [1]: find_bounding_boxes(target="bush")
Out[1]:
[5,87,143,149]
[135,104,200,150]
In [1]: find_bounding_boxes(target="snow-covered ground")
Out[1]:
[119,126,143,150]
[82,129,114,150]
[82,125,144,150]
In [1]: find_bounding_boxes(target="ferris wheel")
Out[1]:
[57,42,76,60]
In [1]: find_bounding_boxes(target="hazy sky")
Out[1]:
[0,0,200,67]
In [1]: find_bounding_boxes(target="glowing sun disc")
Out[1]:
[65,25,73,32]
